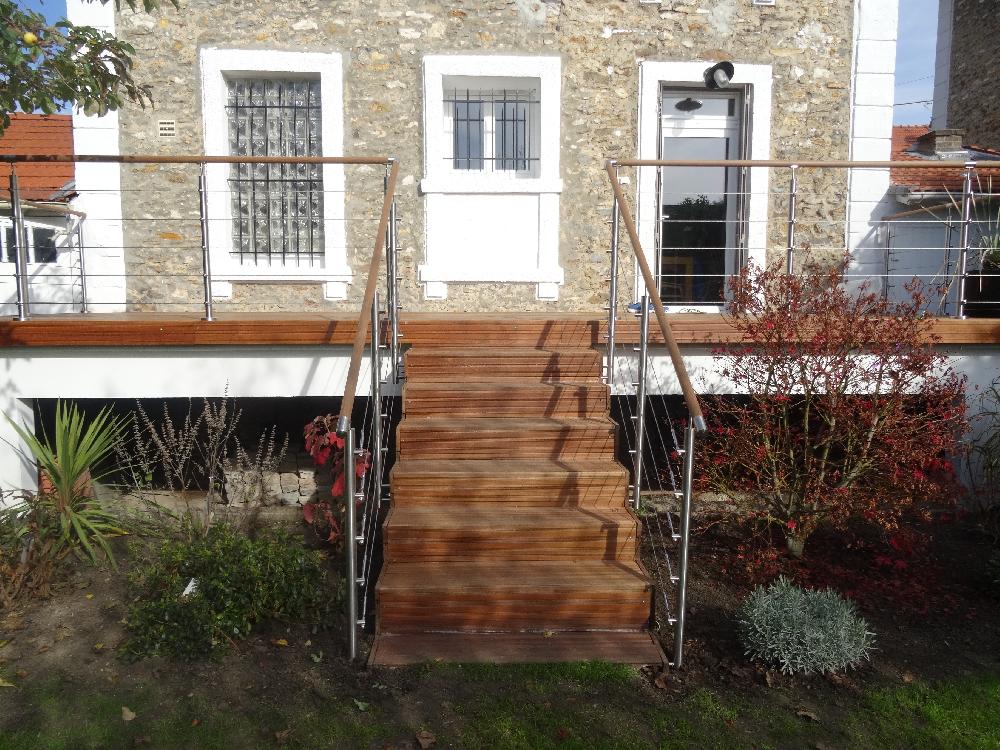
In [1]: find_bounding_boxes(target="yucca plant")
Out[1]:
[6,401,129,567]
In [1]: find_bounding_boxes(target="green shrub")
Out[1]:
[737,576,875,675]
[124,523,330,659]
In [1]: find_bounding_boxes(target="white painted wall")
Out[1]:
[66,0,127,313]
[846,0,900,293]
[419,55,564,301]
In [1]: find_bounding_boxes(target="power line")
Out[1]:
[894,99,933,106]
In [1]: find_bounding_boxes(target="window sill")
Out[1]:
[418,263,564,285]
[420,176,563,195]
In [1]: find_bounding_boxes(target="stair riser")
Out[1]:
[384,529,638,562]
[398,427,616,460]
[378,597,651,632]
[404,387,608,418]
[391,478,629,507]
[397,321,602,349]
[406,354,602,383]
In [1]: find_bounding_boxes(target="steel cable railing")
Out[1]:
[2,153,395,318]
[333,158,399,660]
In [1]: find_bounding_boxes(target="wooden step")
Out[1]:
[405,347,603,383]
[390,459,629,507]
[383,505,638,562]
[398,316,603,349]
[403,381,609,418]
[397,417,616,460]
[376,560,652,632]
[369,631,664,666]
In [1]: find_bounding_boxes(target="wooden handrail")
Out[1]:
[337,158,399,435]
[605,160,706,432]
[1,154,390,165]
[613,158,1000,169]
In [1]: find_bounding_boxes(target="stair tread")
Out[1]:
[399,416,614,430]
[408,347,600,357]
[369,631,664,666]
[378,560,649,594]
[386,505,634,531]
[405,381,602,390]
[392,458,627,478]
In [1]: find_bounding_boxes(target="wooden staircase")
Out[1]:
[368,338,663,665]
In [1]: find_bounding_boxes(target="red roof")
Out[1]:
[890,125,1000,193]
[0,114,75,202]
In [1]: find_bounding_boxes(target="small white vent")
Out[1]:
[157,119,178,138]
[752,0,777,5]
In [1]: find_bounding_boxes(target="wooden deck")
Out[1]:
[1,312,998,347]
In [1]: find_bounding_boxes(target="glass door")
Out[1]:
[658,89,744,305]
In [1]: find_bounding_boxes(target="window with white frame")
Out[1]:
[1,222,60,264]
[443,78,541,177]
[199,48,348,298]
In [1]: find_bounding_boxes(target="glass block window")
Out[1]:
[444,86,540,176]
[226,78,324,265]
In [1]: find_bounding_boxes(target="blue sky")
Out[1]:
[23,0,937,126]
[894,0,938,126]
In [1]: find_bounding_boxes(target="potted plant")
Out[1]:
[966,204,1000,317]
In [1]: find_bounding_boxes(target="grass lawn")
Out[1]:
[2,659,998,749]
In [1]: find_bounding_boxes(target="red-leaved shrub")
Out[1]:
[699,261,968,557]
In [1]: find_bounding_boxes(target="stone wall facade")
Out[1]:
[113,0,857,313]
[946,0,1000,152]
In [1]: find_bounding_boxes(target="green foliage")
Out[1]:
[737,576,875,675]
[123,523,330,659]
[5,400,127,567]
[0,0,177,132]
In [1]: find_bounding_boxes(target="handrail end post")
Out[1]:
[335,414,351,437]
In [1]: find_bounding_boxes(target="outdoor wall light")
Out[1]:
[704,61,735,90]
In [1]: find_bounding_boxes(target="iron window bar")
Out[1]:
[445,88,541,173]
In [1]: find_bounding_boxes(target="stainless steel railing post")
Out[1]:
[672,424,695,669]
[342,427,359,660]
[632,294,650,511]
[197,162,214,322]
[76,220,89,314]
[386,176,401,383]
[606,166,621,387]
[370,290,383,507]
[8,167,31,321]
[785,164,799,275]
[956,161,976,319]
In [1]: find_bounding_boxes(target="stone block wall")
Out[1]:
[946,0,1000,151]
[113,0,857,313]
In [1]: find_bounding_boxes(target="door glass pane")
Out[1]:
[660,136,730,304]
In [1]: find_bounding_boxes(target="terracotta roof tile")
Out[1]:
[890,125,1000,194]
[0,114,75,202]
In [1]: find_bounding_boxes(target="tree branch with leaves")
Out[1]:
[0,0,177,133]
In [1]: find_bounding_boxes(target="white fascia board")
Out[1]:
[199,48,349,294]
